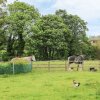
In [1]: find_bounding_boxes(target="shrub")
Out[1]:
[0,62,12,74]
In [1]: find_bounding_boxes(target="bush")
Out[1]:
[0,62,12,74]
[0,50,8,61]
[0,58,32,74]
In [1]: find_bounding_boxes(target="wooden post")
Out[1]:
[13,62,15,74]
[65,60,67,71]
[48,61,50,72]
[30,61,32,71]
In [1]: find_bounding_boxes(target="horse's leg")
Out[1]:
[81,63,83,71]
[79,63,83,71]
[67,57,71,71]
[68,63,72,71]
[77,64,79,71]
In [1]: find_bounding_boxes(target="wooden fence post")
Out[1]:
[48,61,50,72]
[30,61,32,71]
[13,62,15,74]
[65,60,67,71]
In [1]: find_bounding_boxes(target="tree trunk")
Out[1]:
[7,34,14,57]
[17,33,25,56]
[43,47,48,60]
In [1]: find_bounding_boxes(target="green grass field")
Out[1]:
[0,60,100,100]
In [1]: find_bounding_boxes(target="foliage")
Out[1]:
[0,1,99,60]
[4,1,40,57]
[0,0,7,50]
[0,50,9,61]
[0,62,12,74]
[32,14,72,60]
[56,9,89,55]
[93,47,100,60]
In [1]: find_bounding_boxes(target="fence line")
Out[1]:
[32,60,100,72]
[32,60,67,71]
[11,61,32,74]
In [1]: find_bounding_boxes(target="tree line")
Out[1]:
[0,1,99,61]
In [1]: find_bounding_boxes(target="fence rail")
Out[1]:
[32,60,100,71]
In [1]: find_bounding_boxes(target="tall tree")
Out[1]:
[0,0,7,50]
[56,9,88,55]
[32,14,72,60]
[5,1,39,57]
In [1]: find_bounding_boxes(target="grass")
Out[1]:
[0,60,100,100]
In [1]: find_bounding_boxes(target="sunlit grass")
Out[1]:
[0,60,100,100]
[0,70,100,100]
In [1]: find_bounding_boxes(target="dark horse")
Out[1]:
[67,55,85,71]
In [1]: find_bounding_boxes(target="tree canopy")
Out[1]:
[56,9,89,55]
[31,14,72,60]
[0,1,98,61]
[4,1,40,57]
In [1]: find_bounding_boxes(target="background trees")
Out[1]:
[0,0,7,49]
[0,0,7,60]
[56,10,89,56]
[5,1,39,57]
[0,1,99,61]
[32,15,72,60]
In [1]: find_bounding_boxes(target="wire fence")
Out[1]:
[12,61,32,74]
[0,56,100,72]
[0,60,32,74]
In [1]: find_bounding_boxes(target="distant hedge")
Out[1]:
[0,58,32,74]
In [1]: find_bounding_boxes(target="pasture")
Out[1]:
[0,60,100,100]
